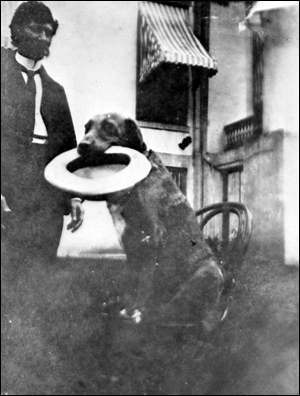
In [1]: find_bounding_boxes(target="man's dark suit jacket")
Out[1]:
[1,47,77,215]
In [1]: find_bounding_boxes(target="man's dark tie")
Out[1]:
[20,66,40,137]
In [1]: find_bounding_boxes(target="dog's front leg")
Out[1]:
[121,224,165,324]
[120,253,158,324]
[134,260,157,311]
[134,223,166,308]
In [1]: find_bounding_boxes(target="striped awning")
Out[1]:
[138,1,218,82]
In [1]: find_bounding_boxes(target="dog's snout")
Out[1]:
[79,141,91,148]
[78,141,92,155]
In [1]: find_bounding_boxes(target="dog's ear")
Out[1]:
[123,118,147,153]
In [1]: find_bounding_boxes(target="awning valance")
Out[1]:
[138,1,218,82]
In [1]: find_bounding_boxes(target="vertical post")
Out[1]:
[193,1,211,208]
[253,31,264,136]
[239,170,242,202]
[222,172,230,251]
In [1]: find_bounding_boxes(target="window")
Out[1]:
[136,1,217,128]
[136,63,189,126]
[167,166,187,195]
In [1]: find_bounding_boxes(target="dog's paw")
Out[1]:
[132,309,143,324]
[119,308,143,324]
[119,308,130,319]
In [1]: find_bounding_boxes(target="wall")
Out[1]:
[262,6,299,136]
[1,1,22,46]
[261,5,299,265]
[243,132,285,261]
[42,1,138,139]
[207,2,253,153]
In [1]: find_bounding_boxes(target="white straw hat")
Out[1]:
[44,146,152,200]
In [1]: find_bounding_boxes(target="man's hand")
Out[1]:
[1,194,12,231]
[1,194,12,214]
[67,199,84,233]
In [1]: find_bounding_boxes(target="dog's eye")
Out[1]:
[84,121,93,134]
[102,122,117,136]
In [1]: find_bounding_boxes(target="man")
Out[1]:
[1,1,84,264]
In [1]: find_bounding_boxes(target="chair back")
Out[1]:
[196,202,253,275]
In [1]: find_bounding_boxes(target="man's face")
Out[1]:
[17,22,54,61]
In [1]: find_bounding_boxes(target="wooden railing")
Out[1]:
[224,115,256,150]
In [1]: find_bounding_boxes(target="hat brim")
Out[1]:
[44,146,152,200]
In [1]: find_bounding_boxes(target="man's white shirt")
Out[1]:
[16,52,48,145]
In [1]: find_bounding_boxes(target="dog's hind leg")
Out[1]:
[144,259,226,331]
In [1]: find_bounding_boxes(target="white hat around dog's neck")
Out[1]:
[44,146,152,200]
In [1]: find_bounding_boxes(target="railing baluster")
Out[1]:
[224,115,256,150]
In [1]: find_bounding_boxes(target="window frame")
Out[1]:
[151,1,192,8]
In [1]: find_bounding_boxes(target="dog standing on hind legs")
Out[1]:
[78,113,228,332]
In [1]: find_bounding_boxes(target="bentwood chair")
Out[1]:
[196,202,253,296]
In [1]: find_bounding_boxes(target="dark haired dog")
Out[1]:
[78,113,226,330]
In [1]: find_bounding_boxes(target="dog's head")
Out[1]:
[78,113,147,156]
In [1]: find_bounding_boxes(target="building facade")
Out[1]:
[202,1,299,265]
